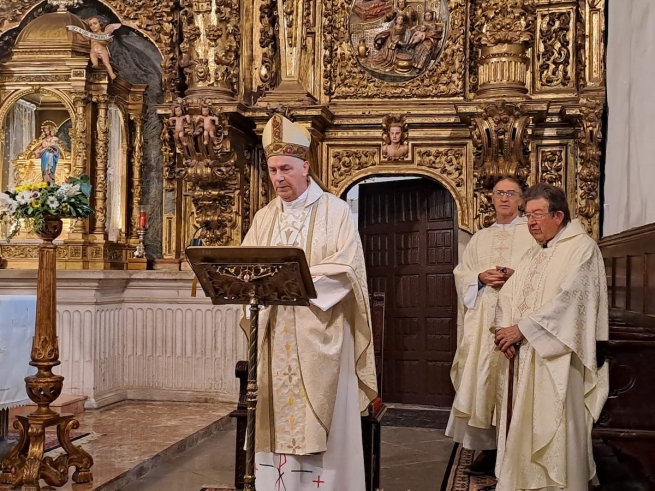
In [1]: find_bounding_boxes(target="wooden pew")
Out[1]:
[594,224,655,487]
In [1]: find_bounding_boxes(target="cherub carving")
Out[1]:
[68,16,122,80]
[194,105,220,145]
[169,100,192,147]
[382,114,409,160]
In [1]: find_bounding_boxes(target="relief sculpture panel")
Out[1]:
[350,0,449,82]
[326,0,465,98]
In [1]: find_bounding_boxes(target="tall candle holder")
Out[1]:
[0,216,93,490]
[134,227,147,258]
[128,207,148,269]
[134,206,147,258]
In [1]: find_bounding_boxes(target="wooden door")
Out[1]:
[358,178,457,407]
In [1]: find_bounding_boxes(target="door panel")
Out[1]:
[359,178,457,406]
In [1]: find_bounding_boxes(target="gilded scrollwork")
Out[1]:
[93,94,109,235]
[258,0,279,94]
[575,0,586,91]
[282,0,295,46]
[416,148,464,187]
[539,148,564,188]
[242,148,252,237]
[326,0,465,99]
[330,149,377,187]
[214,0,241,95]
[577,98,603,238]
[537,10,573,90]
[470,0,536,96]
[259,147,270,207]
[71,92,88,179]
[104,0,180,101]
[471,0,536,47]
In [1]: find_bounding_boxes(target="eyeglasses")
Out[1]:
[493,190,520,198]
[524,211,554,221]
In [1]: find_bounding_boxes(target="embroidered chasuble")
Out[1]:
[493,220,609,491]
[446,216,534,450]
[240,178,377,491]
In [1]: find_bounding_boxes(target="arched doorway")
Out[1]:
[346,175,458,407]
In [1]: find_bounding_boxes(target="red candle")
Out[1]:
[139,210,147,229]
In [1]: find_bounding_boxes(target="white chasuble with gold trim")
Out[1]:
[493,220,609,491]
[447,217,534,450]
[240,179,377,491]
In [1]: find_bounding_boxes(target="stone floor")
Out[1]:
[0,401,234,491]
[122,425,453,491]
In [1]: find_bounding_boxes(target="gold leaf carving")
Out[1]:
[105,0,180,101]
[326,0,465,99]
[416,148,464,187]
[330,149,378,187]
[0,245,39,259]
[537,10,573,89]
[258,0,279,93]
[472,0,537,47]
[539,149,564,188]
[577,98,603,238]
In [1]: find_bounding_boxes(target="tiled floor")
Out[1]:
[122,425,453,491]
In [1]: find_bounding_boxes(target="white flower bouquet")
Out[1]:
[0,175,93,239]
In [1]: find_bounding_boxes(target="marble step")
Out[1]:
[8,394,87,419]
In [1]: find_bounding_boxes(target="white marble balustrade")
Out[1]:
[0,270,247,409]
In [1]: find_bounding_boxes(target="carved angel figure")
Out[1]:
[194,105,220,145]
[382,115,409,160]
[68,16,121,80]
[169,103,192,147]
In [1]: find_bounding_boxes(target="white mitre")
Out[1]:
[262,114,311,161]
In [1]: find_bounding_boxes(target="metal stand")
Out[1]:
[244,299,260,491]
[184,245,316,491]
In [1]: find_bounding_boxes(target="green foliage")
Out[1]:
[0,175,95,240]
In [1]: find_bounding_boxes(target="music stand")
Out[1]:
[186,246,317,491]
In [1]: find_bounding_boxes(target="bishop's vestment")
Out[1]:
[493,219,609,491]
[241,178,377,491]
[447,216,534,450]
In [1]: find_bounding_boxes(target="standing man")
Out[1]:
[241,114,377,491]
[446,177,534,476]
[494,183,609,491]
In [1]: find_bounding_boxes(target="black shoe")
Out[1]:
[465,449,496,477]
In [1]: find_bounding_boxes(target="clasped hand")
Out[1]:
[479,266,514,288]
[494,325,524,359]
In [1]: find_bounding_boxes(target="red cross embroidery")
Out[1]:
[313,476,325,488]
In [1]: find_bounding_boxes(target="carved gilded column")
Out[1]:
[70,92,89,235]
[93,94,109,236]
[577,98,603,239]
[257,0,315,102]
[180,0,241,100]
[71,93,88,178]
[130,113,144,239]
[256,0,279,95]
[471,0,536,98]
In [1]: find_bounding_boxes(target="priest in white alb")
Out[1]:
[240,114,378,491]
[446,177,534,475]
[493,183,609,491]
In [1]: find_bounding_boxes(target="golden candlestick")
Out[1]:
[0,216,94,491]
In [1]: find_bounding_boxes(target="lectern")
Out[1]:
[185,246,317,491]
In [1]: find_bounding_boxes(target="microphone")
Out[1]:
[190,220,211,246]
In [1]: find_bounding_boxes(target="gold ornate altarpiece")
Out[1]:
[0,0,606,269]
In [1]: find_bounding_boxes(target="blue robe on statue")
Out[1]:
[40,145,59,182]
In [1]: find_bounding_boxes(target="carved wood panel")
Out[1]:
[359,178,457,406]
